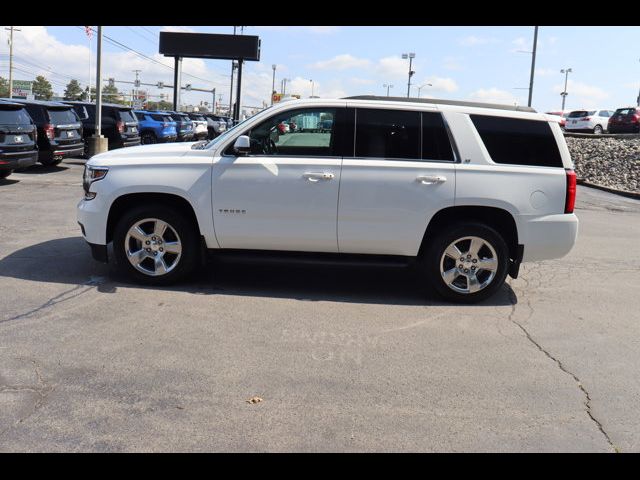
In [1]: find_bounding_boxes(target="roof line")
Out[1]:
[342,95,537,113]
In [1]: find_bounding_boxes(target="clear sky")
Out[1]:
[1,25,638,113]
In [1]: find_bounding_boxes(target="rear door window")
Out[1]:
[0,107,32,124]
[47,108,79,125]
[470,115,563,168]
[355,108,420,160]
[134,112,146,121]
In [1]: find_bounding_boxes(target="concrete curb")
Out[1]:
[564,132,640,139]
[577,179,640,200]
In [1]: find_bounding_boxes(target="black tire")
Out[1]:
[113,205,200,285]
[593,125,603,135]
[420,222,509,304]
[141,132,157,145]
[39,157,62,167]
[0,170,12,180]
[83,140,90,159]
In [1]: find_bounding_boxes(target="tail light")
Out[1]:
[116,120,124,134]
[163,122,169,128]
[632,114,640,124]
[582,117,590,121]
[565,169,577,214]
[44,124,55,140]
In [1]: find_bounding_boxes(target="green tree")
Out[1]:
[32,75,53,100]
[146,100,174,111]
[64,79,84,100]
[102,83,127,105]
[0,76,9,97]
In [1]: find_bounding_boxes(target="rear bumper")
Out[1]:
[608,124,640,133]
[520,213,579,262]
[0,150,38,170]
[40,144,84,161]
[178,132,195,141]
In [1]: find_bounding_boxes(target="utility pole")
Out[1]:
[88,26,108,157]
[212,88,216,113]
[637,58,640,107]
[383,83,393,96]
[132,69,141,108]
[402,52,416,98]
[271,64,277,105]
[5,26,21,99]
[528,26,539,107]
[560,68,572,112]
[228,26,237,117]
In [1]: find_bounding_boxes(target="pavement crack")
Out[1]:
[507,289,619,453]
[0,278,104,325]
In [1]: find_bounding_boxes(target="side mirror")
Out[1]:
[234,135,251,155]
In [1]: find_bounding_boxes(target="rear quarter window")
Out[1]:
[470,114,563,168]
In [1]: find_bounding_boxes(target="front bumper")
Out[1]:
[520,213,579,262]
[0,150,38,170]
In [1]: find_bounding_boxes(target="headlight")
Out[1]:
[83,165,108,200]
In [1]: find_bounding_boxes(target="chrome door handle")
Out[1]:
[416,175,446,185]
[303,172,335,182]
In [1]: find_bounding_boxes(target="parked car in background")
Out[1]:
[185,112,209,140]
[203,113,227,139]
[62,101,141,156]
[167,111,194,142]
[607,107,640,134]
[133,110,178,144]
[564,109,614,134]
[545,111,570,130]
[0,99,39,178]
[6,99,84,166]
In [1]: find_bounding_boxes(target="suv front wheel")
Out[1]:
[422,223,509,303]
[113,205,200,285]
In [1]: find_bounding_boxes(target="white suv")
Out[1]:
[564,109,614,134]
[78,97,579,303]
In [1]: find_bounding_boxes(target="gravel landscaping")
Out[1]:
[566,136,640,193]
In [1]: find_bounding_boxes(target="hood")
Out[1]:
[88,142,198,166]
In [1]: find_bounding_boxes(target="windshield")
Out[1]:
[47,108,79,125]
[118,109,137,123]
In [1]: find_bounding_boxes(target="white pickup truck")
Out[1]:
[78,97,578,303]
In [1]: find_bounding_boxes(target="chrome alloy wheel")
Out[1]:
[124,218,182,276]
[439,236,498,294]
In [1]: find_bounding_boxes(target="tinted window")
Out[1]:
[615,108,637,116]
[355,108,420,159]
[568,110,594,118]
[470,115,563,168]
[47,108,79,125]
[117,109,136,122]
[245,108,336,156]
[23,105,45,123]
[134,112,146,121]
[422,112,454,161]
[72,105,89,120]
[0,107,32,124]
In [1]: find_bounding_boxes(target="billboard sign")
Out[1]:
[12,80,33,99]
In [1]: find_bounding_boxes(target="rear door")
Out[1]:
[47,107,82,145]
[337,107,456,256]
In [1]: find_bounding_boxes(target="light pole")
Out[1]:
[383,83,393,96]
[309,79,314,97]
[282,78,291,95]
[528,26,538,107]
[560,68,572,112]
[637,58,640,107]
[401,52,416,98]
[271,64,276,105]
[416,82,432,98]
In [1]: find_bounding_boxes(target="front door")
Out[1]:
[212,107,343,253]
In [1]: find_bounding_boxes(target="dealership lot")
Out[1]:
[0,160,639,452]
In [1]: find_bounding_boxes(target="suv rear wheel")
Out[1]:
[422,223,509,303]
[141,132,157,145]
[0,170,12,180]
[113,205,200,285]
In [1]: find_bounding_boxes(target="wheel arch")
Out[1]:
[419,205,520,261]
[106,192,201,245]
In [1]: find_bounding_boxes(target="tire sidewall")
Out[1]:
[423,222,510,303]
[113,205,199,285]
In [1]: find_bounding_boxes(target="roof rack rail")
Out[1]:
[342,95,537,113]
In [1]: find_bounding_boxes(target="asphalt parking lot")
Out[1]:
[1,159,639,452]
